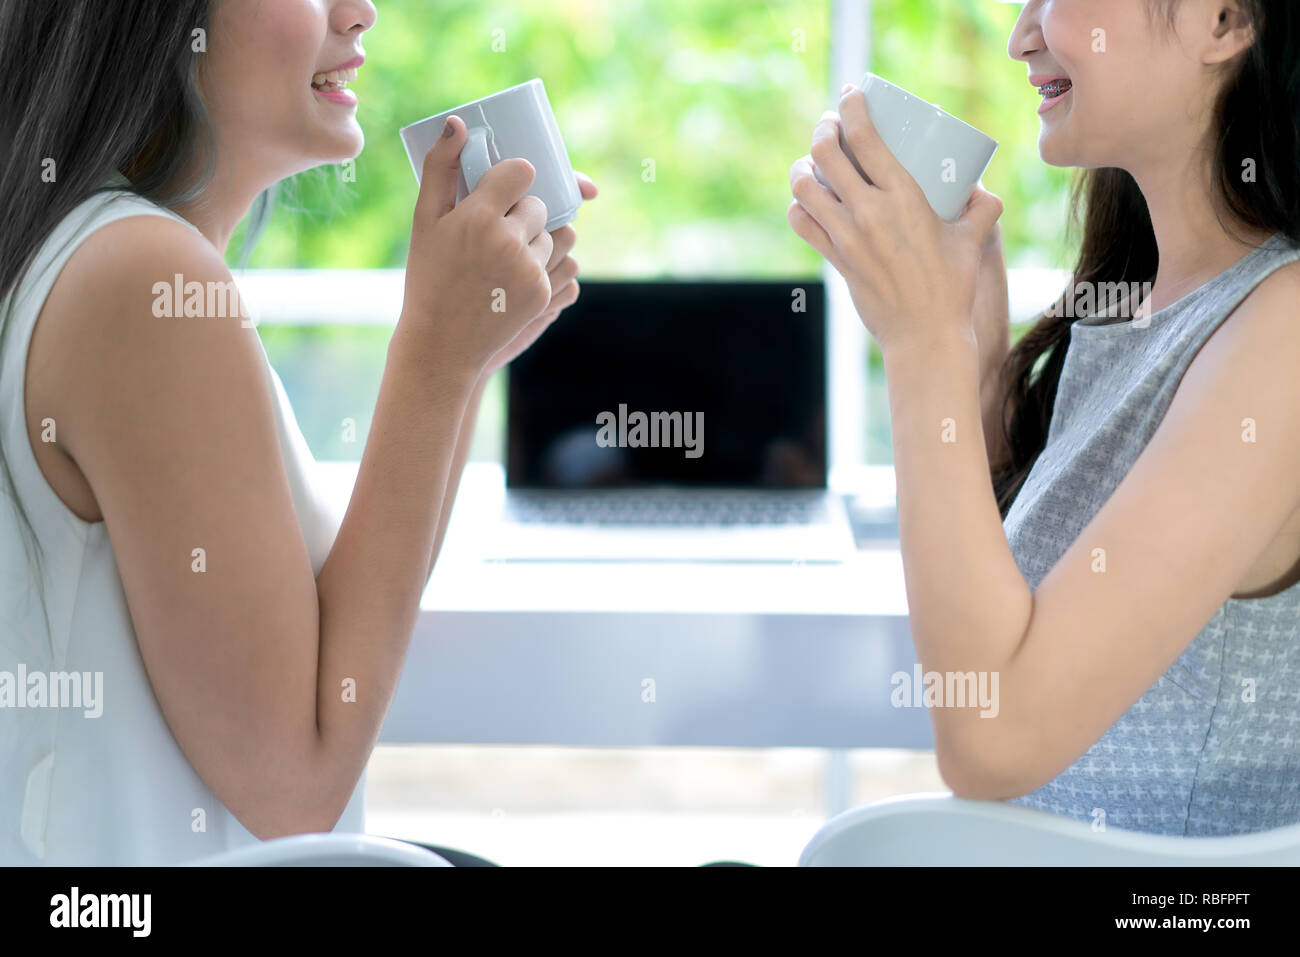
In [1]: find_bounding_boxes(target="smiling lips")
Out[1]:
[312,55,363,106]
[1029,74,1073,115]
[1037,78,1072,98]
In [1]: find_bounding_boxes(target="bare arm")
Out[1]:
[48,117,561,838]
[972,224,1013,473]
[310,324,479,819]
[421,374,487,585]
[881,265,1300,798]
[420,212,588,585]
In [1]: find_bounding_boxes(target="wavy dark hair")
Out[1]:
[0,0,277,640]
[992,0,1298,517]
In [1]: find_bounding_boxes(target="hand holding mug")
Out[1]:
[788,82,1004,356]
[486,172,600,375]
[399,78,592,371]
[400,114,559,372]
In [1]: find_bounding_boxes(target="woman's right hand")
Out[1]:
[399,114,555,371]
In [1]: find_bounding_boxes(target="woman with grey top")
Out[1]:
[790,0,1300,836]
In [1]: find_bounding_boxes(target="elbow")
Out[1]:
[937,755,1019,802]
[934,725,1041,802]
[229,752,356,842]
[242,793,350,843]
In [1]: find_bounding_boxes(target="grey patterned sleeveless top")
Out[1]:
[1003,232,1300,836]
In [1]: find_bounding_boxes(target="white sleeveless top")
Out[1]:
[0,184,365,864]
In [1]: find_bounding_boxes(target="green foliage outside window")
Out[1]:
[240,1,1075,463]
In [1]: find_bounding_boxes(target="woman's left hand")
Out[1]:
[787,84,1004,357]
[485,171,599,374]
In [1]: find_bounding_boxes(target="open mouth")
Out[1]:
[1038,78,1072,99]
[311,67,358,93]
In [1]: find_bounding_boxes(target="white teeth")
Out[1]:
[311,67,358,88]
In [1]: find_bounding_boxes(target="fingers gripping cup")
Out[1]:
[815,72,998,222]
[400,78,583,232]
[457,104,496,196]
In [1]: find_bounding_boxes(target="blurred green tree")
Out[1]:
[238,0,1076,464]
[231,0,1073,275]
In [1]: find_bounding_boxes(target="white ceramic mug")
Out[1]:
[400,78,583,232]
[815,72,998,221]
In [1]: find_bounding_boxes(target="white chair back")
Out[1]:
[186,833,452,867]
[800,793,1300,866]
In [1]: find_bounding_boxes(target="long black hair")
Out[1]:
[992,0,1298,516]
[0,0,217,638]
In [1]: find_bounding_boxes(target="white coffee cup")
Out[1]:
[400,78,583,232]
[815,72,998,221]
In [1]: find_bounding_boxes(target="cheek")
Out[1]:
[260,0,328,90]
[1054,3,1173,123]
[1040,4,1095,82]
[206,0,324,126]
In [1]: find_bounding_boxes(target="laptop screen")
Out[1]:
[507,279,826,489]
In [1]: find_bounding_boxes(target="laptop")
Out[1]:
[486,279,855,563]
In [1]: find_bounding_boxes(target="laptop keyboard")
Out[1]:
[505,490,835,526]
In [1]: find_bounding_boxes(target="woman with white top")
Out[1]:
[0,0,595,864]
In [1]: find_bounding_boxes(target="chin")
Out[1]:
[317,128,365,165]
[1037,129,1078,169]
[1038,137,1067,168]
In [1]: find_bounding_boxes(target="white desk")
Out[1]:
[316,462,932,750]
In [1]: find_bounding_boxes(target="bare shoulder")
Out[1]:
[1236,255,1300,324]
[1172,252,1300,523]
[31,211,266,463]
[1188,256,1300,380]
[37,211,238,359]
[1258,251,1300,285]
